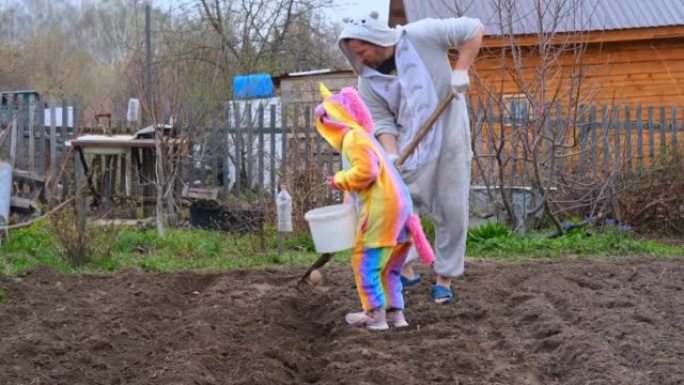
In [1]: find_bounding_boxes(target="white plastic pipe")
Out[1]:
[0,161,11,224]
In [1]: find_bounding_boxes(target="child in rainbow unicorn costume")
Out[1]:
[315,83,434,331]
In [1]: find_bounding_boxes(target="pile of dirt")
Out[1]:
[1,256,683,385]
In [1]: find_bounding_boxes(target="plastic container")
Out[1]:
[276,188,293,232]
[304,204,356,253]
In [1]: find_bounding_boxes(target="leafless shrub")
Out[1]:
[46,202,116,266]
[615,159,684,235]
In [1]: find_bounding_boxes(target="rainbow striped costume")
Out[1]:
[315,84,433,311]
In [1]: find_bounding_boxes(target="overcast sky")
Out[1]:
[324,0,390,23]
[153,0,391,24]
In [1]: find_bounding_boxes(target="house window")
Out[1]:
[503,94,530,124]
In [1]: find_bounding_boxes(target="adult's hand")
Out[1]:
[387,153,400,167]
[450,69,470,94]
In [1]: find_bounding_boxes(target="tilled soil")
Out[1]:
[1,256,683,385]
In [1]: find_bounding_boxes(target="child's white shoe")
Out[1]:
[345,309,389,331]
[387,310,409,328]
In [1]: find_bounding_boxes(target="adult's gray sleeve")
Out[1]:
[357,78,398,137]
[410,17,482,51]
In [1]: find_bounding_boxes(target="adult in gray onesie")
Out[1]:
[338,12,484,304]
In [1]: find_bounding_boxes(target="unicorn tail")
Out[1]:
[406,214,435,265]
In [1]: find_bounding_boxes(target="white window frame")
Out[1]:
[503,94,530,125]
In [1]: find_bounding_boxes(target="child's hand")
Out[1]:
[326,176,340,190]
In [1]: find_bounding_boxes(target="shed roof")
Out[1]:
[402,0,684,36]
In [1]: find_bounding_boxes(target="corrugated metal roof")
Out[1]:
[403,0,684,35]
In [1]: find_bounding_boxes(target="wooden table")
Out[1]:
[67,135,186,228]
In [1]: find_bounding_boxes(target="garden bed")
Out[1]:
[0,256,682,384]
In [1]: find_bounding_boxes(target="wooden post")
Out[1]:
[142,147,155,217]
[73,147,87,249]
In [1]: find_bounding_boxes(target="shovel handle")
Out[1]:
[396,92,455,167]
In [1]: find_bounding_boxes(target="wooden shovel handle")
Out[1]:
[396,92,455,167]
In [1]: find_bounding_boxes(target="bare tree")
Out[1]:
[459,0,604,234]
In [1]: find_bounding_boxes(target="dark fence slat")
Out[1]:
[49,99,57,199]
[304,105,312,178]
[246,106,254,202]
[672,106,679,158]
[38,94,46,176]
[485,97,495,181]
[212,103,220,189]
[61,96,69,199]
[636,104,643,170]
[555,103,565,178]
[578,104,586,175]
[269,104,276,194]
[601,104,609,172]
[280,107,288,185]
[16,96,25,171]
[659,106,666,161]
[590,105,597,173]
[647,105,655,165]
[613,105,621,170]
[234,104,242,196]
[315,109,322,177]
[27,94,35,172]
[222,102,237,195]
[257,104,265,203]
[183,102,193,190]
[625,105,632,171]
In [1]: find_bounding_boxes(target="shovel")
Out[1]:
[296,92,455,286]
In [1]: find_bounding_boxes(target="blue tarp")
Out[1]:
[233,74,274,99]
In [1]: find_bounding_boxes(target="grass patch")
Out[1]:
[465,222,684,259]
[0,220,681,276]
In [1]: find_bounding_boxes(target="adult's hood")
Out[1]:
[315,83,374,151]
[337,11,403,74]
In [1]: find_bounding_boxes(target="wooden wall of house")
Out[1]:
[473,34,684,113]
[278,71,357,107]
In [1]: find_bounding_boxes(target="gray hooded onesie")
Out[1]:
[338,13,481,278]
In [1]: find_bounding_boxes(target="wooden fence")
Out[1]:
[469,101,684,187]
[0,92,79,209]
[2,95,683,224]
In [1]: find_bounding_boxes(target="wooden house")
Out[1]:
[273,69,356,108]
[390,0,684,111]
[389,0,684,176]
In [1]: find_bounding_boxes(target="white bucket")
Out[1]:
[304,204,356,253]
